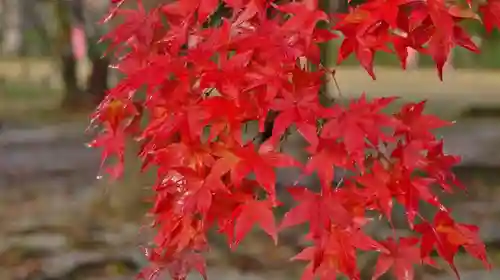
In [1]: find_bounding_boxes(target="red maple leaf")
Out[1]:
[209,142,300,202]
[373,237,437,280]
[267,69,326,149]
[394,101,451,141]
[88,124,126,179]
[292,225,386,280]
[305,140,352,190]
[415,210,491,276]
[225,198,278,247]
[479,0,500,33]
[321,95,398,167]
[388,165,443,227]
[424,140,464,191]
[280,187,354,235]
[200,96,256,144]
[335,4,400,79]
[355,162,394,219]
[274,1,328,37]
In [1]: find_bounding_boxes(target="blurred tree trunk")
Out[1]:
[21,0,51,56]
[61,53,81,97]
[87,55,110,102]
[56,0,110,108]
[19,0,31,56]
[55,0,85,108]
[1,0,22,55]
[0,0,4,54]
[84,0,110,103]
[319,0,348,104]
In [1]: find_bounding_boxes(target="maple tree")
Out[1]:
[89,0,498,279]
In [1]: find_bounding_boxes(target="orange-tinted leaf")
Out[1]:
[415,211,491,276]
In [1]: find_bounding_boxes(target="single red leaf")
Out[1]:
[427,31,454,81]
[140,250,208,280]
[395,101,451,140]
[479,0,500,33]
[280,187,354,235]
[321,95,398,167]
[415,211,491,276]
[424,140,463,192]
[373,237,436,280]
[304,140,351,190]
[355,162,394,219]
[453,25,480,53]
[210,143,299,203]
[274,2,328,35]
[88,125,126,179]
[292,226,386,280]
[391,139,428,170]
[232,199,278,247]
[361,0,403,27]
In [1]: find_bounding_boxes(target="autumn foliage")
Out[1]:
[90,0,499,279]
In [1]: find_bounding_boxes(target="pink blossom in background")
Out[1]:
[71,25,87,60]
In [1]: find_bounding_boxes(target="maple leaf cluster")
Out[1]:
[89,0,498,279]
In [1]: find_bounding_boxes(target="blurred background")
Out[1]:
[1,0,500,279]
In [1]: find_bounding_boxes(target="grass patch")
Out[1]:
[0,79,60,102]
[0,79,92,125]
[0,80,60,118]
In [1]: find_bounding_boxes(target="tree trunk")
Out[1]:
[87,55,110,104]
[84,0,111,104]
[19,0,31,56]
[61,51,81,98]
[20,0,51,56]
[325,0,348,15]
[319,0,348,104]
[55,0,86,108]
[1,0,22,55]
